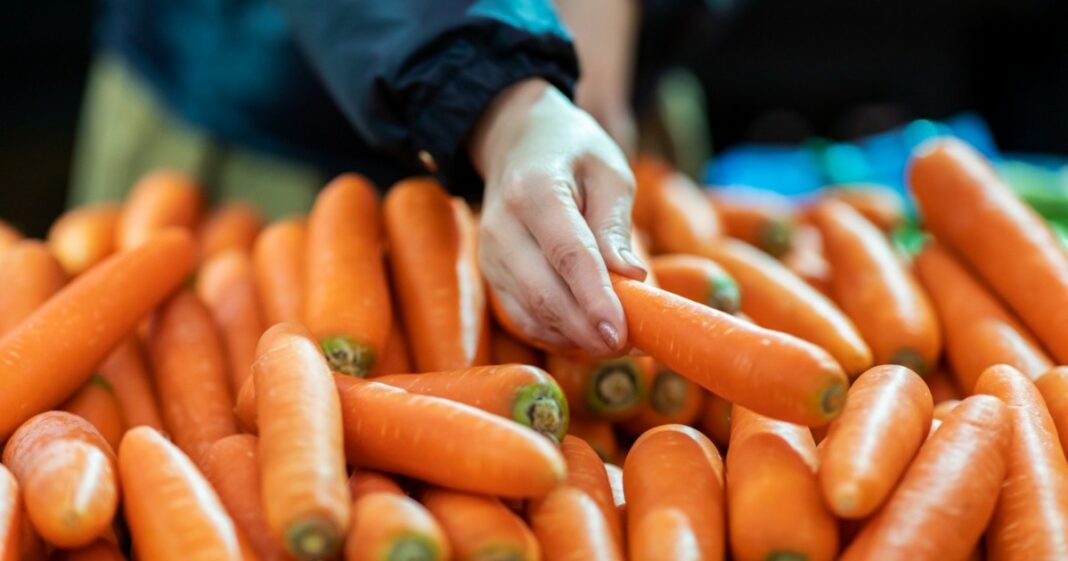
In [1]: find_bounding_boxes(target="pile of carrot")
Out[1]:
[0,137,1067,560]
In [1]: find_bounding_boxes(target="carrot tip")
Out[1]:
[759,219,793,258]
[589,359,643,415]
[286,516,342,561]
[649,369,689,415]
[889,348,927,376]
[830,481,862,518]
[766,552,808,561]
[320,336,374,377]
[707,275,742,314]
[514,383,569,442]
[386,535,437,561]
[820,382,847,418]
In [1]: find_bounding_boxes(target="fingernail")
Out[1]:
[621,249,647,274]
[598,321,622,350]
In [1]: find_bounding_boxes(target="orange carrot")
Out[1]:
[0,229,195,440]
[421,488,539,561]
[650,254,740,313]
[625,425,725,560]
[0,221,20,257]
[253,323,349,560]
[253,217,305,326]
[698,393,732,449]
[558,436,624,552]
[622,365,706,435]
[368,311,412,376]
[909,138,1068,363]
[0,464,18,561]
[632,156,721,254]
[631,155,670,233]
[629,507,700,561]
[728,407,838,561]
[925,366,963,403]
[818,365,933,518]
[198,203,263,262]
[604,463,625,515]
[974,364,1068,558]
[17,511,45,561]
[53,540,127,561]
[3,412,117,548]
[932,400,961,422]
[548,354,650,421]
[197,250,266,394]
[305,174,391,376]
[47,204,120,276]
[1035,366,1068,458]
[703,239,871,377]
[914,241,1051,390]
[528,487,623,561]
[117,170,202,251]
[371,365,569,442]
[709,186,794,257]
[0,240,66,338]
[813,199,941,374]
[819,184,906,232]
[97,336,163,430]
[149,290,237,466]
[62,375,126,451]
[567,417,620,464]
[839,394,1011,561]
[613,275,848,426]
[781,223,833,296]
[345,474,449,561]
[490,329,543,368]
[203,435,293,561]
[120,426,244,561]
[385,179,489,372]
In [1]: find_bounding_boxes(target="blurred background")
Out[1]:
[2,0,1065,236]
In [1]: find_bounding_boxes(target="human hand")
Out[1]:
[469,79,646,356]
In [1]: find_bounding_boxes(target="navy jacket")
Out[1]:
[98,0,579,196]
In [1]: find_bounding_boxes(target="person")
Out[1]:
[72,0,646,356]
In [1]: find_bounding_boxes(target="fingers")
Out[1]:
[580,157,646,280]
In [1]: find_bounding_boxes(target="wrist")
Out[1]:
[468,78,555,180]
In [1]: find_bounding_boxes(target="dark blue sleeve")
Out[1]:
[272,0,579,194]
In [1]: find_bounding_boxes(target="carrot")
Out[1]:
[339,377,565,498]
[604,463,625,515]
[819,184,906,232]
[253,323,349,560]
[781,223,833,296]
[613,275,848,426]
[305,174,391,376]
[703,239,871,377]
[547,354,649,421]
[197,250,266,394]
[559,436,624,553]
[368,311,412,376]
[651,172,721,255]
[97,336,163,430]
[198,203,263,262]
[202,435,292,561]
[0,240,67,338]
[909,138,1068,363]
[0,229,195,440]
[371,365,569,442]
[622,365,706,435]
[567,417,619,463]
[839,394,1012,561]
[709,186,795,257]
[346,491,449,561]
[631,155,671,233]
[117,169,202,251]
[629,507,700,561]
[813,199,941,374]
[149,290,237,466]
[818,365,933,518]
[914,241,1051,390]
[1035,366,1068,458]
[0,464,18,561]
[973,364,1068,559]
[650,254,740,314]
[0,221,20,257]
[384,179,489,372]
[253,217,305,326]
[698,393,732,449]
[47,204,120,276]
[52,540,127,561]
[490,329,543,368]
[61,375,126,451]
[728,407,838,561]
[420,488,539,561]
[3,412,117,548]
[625,425,725,560]
[925,366,963,403]
[528,487,622,561]
[932,400,961,422]
[17,512,45,561]
[120,426,244,561]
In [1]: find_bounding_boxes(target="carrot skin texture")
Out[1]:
[840,395,1012,561]
[703,239,871,377]
[914,241,1051,390]
[254,324,349,561]
[197,203,263,262]
[708,187,795,257]
[53,539,128,561]
[150,290,237,466]
[818,365,933,518]
[0,240,67,337]
[61,377,126,451]
[198,250,266,394]
[932,400,962,422]
[781,223,833,296]
[420,488,540,561]
[47,204,121,277]
[698,393,732,449]
[0,229,195,440]
[820,184,906,232]
[97,337,163,430]
[909,138,1068,363]
[567,417,620,463]
[253,218,305,326]
[117,170,202,251]
[120,426,244,561]
[345,492,449,561]
[559,435,624,554]
[973,365,1068,559]
[1036,367,1068,460]
[529,487,623,561]
[347,470,403,499]
[629,507,701,561]
[368,312,412,376]
[613,275,848,426]
[650,254,741,314]
[727,407,838,561]
[0,465,18,561]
